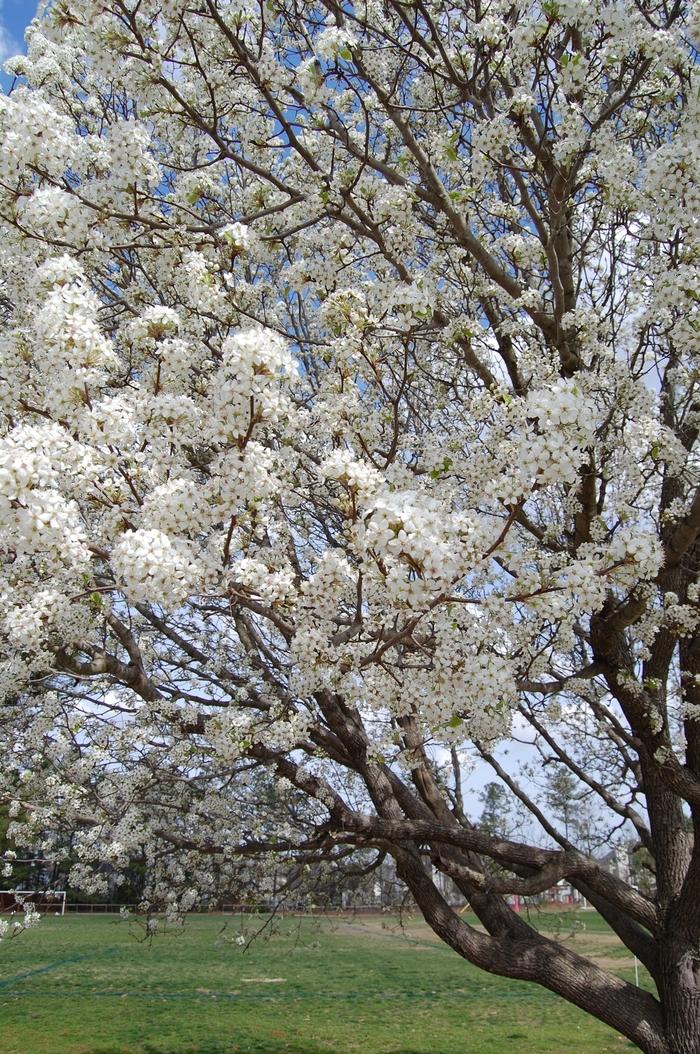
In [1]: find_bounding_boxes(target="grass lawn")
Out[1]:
[0,909,650,1054]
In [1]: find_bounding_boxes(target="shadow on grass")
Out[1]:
[92,1044,490,1054]
[92,1042,342,1054]
[89,1041,470,1049]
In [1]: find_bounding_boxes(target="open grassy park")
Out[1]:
[0,909,650,1054]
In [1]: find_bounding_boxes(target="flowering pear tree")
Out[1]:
[1,0,700,1049]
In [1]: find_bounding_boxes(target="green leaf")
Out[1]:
[88,592,103,612]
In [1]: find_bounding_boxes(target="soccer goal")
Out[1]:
[0,890,67,915]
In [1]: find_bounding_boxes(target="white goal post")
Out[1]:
[0,890,67,915]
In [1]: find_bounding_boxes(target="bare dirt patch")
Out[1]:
[241,977,287,983]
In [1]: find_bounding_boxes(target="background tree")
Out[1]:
[544,768,578,843]
[1,1,700,1051]
[478,781,513,838]
[541,764,601,850]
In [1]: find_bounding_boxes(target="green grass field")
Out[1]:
[0,910,648,1053]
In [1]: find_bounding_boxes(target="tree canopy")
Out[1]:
[1,1,700,1051]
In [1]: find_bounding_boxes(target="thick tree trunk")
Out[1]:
[662,949,700,1054]
[658,895,700,1054]
[643,766,699,1054]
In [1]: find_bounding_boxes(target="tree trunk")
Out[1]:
[643,764,699,1054]
[660,906,700,1054]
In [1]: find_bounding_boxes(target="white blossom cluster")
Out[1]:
[207,327,297,443]
[112,529,203,606]
[356,490,473,598]
[0,426,91,567]
[314,26,356,60]
[0,902,40,943]
[219,222,254,254]
[520,379,597,487]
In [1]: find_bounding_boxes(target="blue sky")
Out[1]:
[0,0,38,87]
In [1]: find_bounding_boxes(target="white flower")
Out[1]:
[220,222,253,253]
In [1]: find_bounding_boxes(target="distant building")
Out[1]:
[596,845,632,885]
